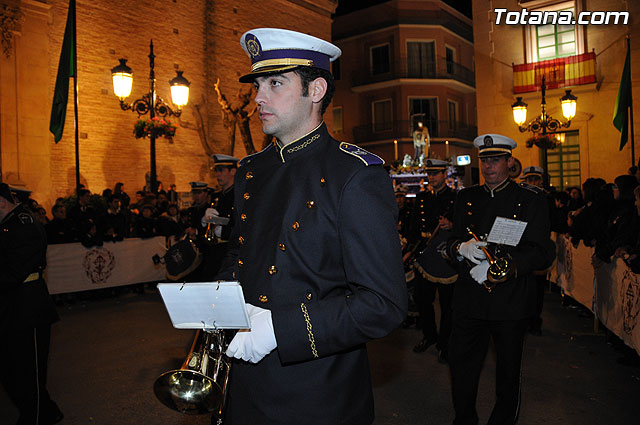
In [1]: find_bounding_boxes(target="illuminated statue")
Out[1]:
[412,122,430,164]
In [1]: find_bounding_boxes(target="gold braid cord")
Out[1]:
[300,303,319,358]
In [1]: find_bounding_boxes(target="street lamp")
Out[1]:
[111,39,190,193]
[511,75,577,175]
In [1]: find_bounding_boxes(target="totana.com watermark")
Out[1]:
[494,8,629,25]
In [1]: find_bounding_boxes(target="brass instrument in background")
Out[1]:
[204,196,220,246]
[203,194,231,246]
[467,228,514,293]
[154,329,232,422]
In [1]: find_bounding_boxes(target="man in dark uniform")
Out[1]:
[410,159,457,363]
[520,166,549,336]
[0,183,63,424]
[183,181,212,281]
[445,135,555,425]
[214,28,407,425]
[201,154,238,278]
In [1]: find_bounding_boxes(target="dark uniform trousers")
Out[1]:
[0,204,60,425]
[450,314,529,425]
[446,179,555,425]
[410,186,457,350]
[414,276,454,349]
[216,123,407,424]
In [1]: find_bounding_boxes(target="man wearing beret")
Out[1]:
[0,183,63,424]
[445,135,555,425]
[214,28,407,425]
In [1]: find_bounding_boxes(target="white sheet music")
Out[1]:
[157,281,250,330]
[487,217,527,246]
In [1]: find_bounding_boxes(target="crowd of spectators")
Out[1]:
[548,169,640,273]
[22,182,189,248]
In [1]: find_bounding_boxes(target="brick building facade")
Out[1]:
[0,0,336,209]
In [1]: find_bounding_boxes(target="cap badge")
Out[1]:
[245,34,261,58]
[484,135,493,146]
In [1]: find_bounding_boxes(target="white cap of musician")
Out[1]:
[473,134,517,158]
[238,28,342,83]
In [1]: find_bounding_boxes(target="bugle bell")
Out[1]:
[467,228,514,293]
[154,329,231,418]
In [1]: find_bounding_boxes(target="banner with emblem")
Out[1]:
[554,234,595,310]
[553,234,640,355]
[45,237,167,294]
[594,260,640,355]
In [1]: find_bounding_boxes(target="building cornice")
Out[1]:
[335,24,474,47]
[351,78,476,94]
[333,8,473,43]
[286,0,337,18]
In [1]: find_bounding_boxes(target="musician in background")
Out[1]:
[0,183,63,424]
[445,135,555,425]
[408,159,457,363]
[520,166,549,336]
[202,154,238,278]
[394,184,411,239]
[184,181,211,281]
[215,28,407,425]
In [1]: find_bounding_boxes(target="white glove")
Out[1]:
[226,304,277,363]
[458,238,488,264]
[470,260,490,284]
[201,208,220,226]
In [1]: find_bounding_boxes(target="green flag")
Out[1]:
[49,0,76,143]
[613,42,632,151]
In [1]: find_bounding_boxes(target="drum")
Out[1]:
[413,228,458,284]
[164,238,202,281]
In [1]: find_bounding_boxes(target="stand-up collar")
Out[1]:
[435,185,449,196]
[277,122,326,163]
[483,178,511,198]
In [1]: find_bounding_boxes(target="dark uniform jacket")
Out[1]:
[446,179,555,320]
[217,123,407,425]
[410,185,456,241]
[211,186,235,242]
[410,184,458,283]
[45,217,75,244]
[0,204,58,332]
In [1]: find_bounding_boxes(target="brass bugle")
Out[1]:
[154,329,231,419]
[467,228,514,292]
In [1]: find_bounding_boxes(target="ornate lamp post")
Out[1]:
[111,40,190,193]
[511,76,577,174]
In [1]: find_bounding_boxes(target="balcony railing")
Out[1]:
[351,55,475,88]
[352,119,477,144]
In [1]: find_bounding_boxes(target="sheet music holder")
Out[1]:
[209,216,230,225]
[487,217,527,247]
[157,281,250,330]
